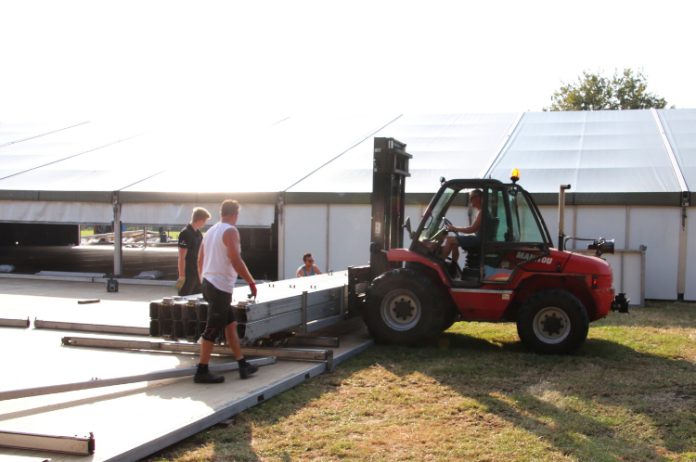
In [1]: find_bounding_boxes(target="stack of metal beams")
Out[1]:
[149,271,350,344]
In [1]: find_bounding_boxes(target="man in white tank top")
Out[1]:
[194,199,259,383]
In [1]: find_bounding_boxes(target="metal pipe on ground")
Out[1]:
[285,335,340,348]
[34,319,150,336]
[0,357,276,401]
[61,336,333,362]
[0,318,30,328]
[0,430,95,456]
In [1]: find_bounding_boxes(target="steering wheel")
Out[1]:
[439,217,463,278]
[442,217,459,236]
[429,217,455,245]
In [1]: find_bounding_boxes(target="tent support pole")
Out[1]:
[112,192,122,277]
[276,193,285,280]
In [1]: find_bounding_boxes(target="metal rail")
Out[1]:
[0,430,95,456]
[0,356,276,401]
[0,317,29,328]
[61,336,333,362]
[34,318,150,336]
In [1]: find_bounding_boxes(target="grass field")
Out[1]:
[149,302,696,462]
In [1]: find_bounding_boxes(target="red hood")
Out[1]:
[519,249,611,276]
[562,251,612,276]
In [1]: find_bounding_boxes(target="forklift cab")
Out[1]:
[410,178,553,287]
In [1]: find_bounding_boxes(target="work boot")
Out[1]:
[238,359,258,379]
[194,364,225,384]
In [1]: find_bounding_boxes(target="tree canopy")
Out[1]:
[547,69,668,111]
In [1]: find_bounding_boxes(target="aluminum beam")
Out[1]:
[0,430,95,456]
[0,357,275,401]
[286,335,340,348]
[34,319,149,336]
[0,318,29,328]
[151,282,347,343]
[61,336,332,362]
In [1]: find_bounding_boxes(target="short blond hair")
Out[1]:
[220,199,240,217]
[191,207,211,223]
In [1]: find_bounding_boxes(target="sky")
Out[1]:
[1,0,694,123]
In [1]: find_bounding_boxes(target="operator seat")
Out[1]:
[463,217,499,270]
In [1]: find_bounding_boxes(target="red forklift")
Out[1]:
[349,138,628,354]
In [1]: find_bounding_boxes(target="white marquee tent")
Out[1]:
[1,109,695,300]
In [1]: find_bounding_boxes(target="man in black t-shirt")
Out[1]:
[177,207,211,295]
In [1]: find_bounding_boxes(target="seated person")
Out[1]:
[441,189,484,263]
[296,252,322,277]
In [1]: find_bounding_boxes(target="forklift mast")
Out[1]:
[369,137,411,278]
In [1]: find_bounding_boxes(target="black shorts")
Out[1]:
[202,279,236,330]
[178,272,202,296]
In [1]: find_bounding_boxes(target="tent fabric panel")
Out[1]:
[118,191,279,205]
[0,190,112,202]
[0,121,138,181]
[121,203,275,227]
[0,200,112,224]
[0,167,161,193]
[627,206,681,300]
[122,114,399,194]
[282,205,328,280]
[659,109,696,192]
[532,192,682,207]
[327,204,371,273]
[488,110,683,194]
[574,206,628,249]
[0,120,87,147]
[0,200,275,227]
[537,204,678,301]
[493,167,678,195]
[685,207,696,301]
[599,252,643,306]
[287,113,519,194]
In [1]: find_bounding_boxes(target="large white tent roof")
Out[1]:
[486,110,690,205]
[1,109,695,223]
[660,109,696,191]
[287,112,521,196]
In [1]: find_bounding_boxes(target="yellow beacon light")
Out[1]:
[510,168,520,183]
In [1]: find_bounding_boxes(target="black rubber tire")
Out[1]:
[516,289,589,354]
[363,268,450,345]
[440,308,459,332]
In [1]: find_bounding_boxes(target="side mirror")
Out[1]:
[403,216,415,239]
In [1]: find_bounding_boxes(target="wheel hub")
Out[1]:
[532,306,571,344]
[393,297,415,320]
[380,289,422,331]
[540,312,564,336]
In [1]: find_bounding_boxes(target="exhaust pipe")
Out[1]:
[558,184,571,249]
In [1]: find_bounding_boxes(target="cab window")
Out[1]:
[509,188,545,244]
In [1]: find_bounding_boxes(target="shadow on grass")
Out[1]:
[147,331,695,461]
[375,333,696,461]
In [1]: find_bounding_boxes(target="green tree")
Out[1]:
[547,68,667,111]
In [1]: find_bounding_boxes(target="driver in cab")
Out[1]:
[441,189,483,262]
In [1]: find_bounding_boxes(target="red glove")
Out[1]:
[249,281,257,299]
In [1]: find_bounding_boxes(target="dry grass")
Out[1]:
[149,302,696,462]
